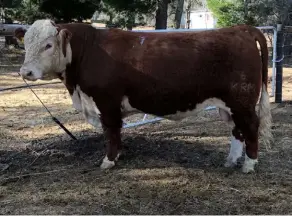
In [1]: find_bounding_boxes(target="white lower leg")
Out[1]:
[100,152,121,169]
[224,136,244,167]
[242,153,258,173]
[100,156,115,169]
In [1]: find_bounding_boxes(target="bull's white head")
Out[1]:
[18,19,72,81]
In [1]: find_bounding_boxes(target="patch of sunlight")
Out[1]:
[4,118,97,142]
[119,167,204,179]
[0,88,72,108]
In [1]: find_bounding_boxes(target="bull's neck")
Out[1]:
[61,23,102,64]
[57,23,104,93]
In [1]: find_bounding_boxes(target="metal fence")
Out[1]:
[0,25,282,134]
[282,26,292,68]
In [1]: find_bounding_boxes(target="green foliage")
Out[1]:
[207,0,258,27]
[7,0,51,24]
[1,0,23,22]
[207,0,292,27]
[207,0,245,27]
[2,0,101,24]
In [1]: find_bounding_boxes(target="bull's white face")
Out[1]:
[19,19,72,81]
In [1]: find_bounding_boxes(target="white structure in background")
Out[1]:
[180,10,217,29]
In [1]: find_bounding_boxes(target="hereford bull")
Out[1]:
[15,19,272,173]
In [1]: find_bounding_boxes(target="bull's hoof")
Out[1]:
[241,165,255,173]
[100,156,115,169]
[241,154,258,173]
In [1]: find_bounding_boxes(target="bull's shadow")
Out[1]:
[3,101,292,178]
[1,130,233,178]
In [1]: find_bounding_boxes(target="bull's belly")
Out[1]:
[70,85,232,128]
[163,98,230,120]
[123,96,232,121]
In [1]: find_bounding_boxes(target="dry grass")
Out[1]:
[0,45,292,214]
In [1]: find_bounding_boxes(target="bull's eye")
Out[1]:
[45,44,52,50]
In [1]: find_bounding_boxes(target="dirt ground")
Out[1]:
[0,43,292,215]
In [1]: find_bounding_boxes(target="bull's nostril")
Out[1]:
[27,71,32,76]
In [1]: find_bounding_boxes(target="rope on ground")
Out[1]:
[0,81,62,92]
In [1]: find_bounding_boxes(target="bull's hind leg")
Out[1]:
[231,109,259,173]
[219,108,244,168]
[224,127,244,168]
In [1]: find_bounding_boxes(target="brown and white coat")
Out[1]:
[15,20,272,173]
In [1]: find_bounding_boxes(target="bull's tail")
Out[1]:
[248,26,273,150]
[258,82,273,150]
[235,25,273,150]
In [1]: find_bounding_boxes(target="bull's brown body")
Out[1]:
[64,24,264,117]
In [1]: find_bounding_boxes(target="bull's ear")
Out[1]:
[14,27,26,42]
[59,29,72,57]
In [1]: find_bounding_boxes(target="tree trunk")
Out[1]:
[155,0,169,29]
[185,0,192,29]
[126,12,135,30]
[244,0,249,19]
[174,0,184,29]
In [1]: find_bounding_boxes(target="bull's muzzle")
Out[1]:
[19,66,36,81]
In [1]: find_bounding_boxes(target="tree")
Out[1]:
[207,0,250,27]
[207,0,292,27]
[248,0,292,55]
[155,0,170,29]
[247,0,292,26]
[0,0,22,22]
[174,0,184,28]
[207,0,292,57]
[1,0,22,8]
[13,0,52,24]
[102,0,156,29]
[103,0,172,30]
[39,0,101,22]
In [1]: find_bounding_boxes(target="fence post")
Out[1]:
[275,23,284,103]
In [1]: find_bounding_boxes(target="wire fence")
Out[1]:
[282,26,292,68]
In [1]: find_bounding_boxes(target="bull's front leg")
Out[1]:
[99,108,123,169]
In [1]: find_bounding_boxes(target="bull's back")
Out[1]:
[126,30,259,84]
[119,28,259,82]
